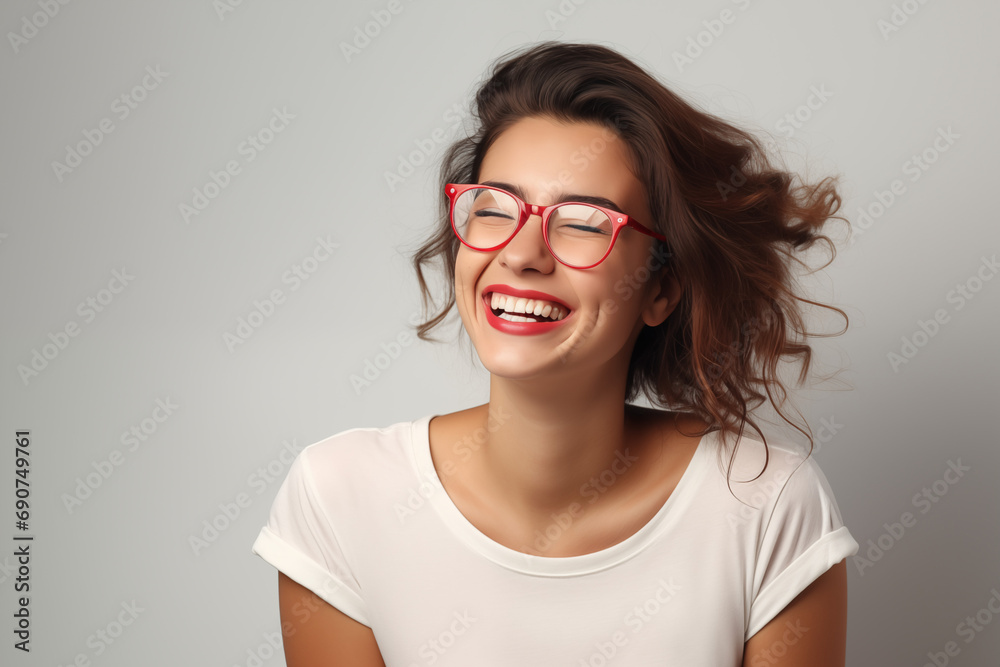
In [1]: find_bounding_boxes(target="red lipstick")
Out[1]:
[481,284,573,335]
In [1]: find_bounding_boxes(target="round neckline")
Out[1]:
[410,414,712,577]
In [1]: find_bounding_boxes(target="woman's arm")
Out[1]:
[277,572,386,667]
[742,560,848,666]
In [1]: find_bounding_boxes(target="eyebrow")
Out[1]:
[479,180,627,214]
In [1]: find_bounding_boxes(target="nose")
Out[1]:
[497,209,554,272]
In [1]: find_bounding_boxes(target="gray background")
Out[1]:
[1,1,998,665]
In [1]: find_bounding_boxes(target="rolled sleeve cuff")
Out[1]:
[252,526,370,627]
[745,526,859,641]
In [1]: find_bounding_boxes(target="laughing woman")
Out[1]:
[253,41,859,666]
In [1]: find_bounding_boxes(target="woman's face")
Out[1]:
[453,114,677,381]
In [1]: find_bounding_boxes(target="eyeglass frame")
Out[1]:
[445,183,668,270]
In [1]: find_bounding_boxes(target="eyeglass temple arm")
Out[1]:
[626,218,667,242]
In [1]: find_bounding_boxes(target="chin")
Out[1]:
[474,346,554,377]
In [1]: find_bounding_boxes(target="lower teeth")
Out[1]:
[498,311,548,323]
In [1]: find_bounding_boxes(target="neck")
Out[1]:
[472,364,644,523]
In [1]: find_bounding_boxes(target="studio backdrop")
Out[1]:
[1,1,997,665]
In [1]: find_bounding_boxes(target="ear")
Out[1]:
[640,264,682,327]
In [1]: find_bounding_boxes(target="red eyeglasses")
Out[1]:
[445,183,666,269]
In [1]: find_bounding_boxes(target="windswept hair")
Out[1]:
[408,41,849,490]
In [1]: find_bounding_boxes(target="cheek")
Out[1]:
[597,261,633,299]
[453,249,485,305]
[597,262,651,321]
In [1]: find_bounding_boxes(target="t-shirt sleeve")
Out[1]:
[251,446,369,626]
[744,454,859,641]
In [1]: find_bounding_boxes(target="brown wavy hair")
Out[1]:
[407,41,849,488]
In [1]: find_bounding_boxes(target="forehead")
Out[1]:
[478,115,644,204]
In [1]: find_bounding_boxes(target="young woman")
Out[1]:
[253,41,859,666]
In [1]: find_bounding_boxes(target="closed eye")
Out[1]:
[473,209,515,219]
[564,223,611,235]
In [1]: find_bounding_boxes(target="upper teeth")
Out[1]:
[490,292,568,321]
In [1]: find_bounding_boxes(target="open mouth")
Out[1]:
[485,291,570,323]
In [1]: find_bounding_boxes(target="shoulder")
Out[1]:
[720,433,833,507]
[292,417,423,493]
[625,408,829,504]
[701,429,849,539]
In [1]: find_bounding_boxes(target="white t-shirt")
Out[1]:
[252,414,859,666]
